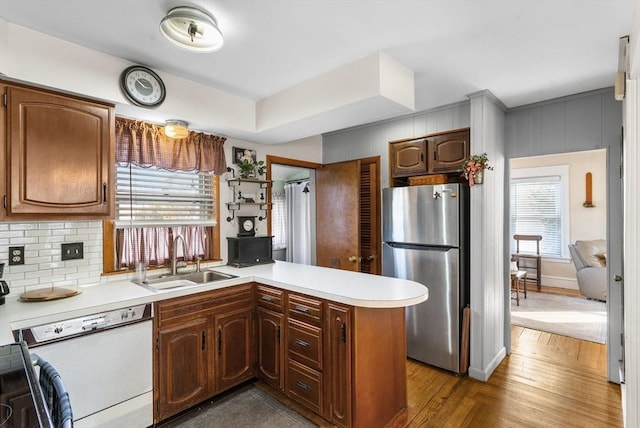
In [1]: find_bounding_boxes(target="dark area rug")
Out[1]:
[159,384,317,428]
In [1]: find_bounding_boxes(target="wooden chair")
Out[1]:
[513,234,542,290]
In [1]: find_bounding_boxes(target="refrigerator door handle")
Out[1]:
[384,242,454,252]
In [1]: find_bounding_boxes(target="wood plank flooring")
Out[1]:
[261,324,622,428]
[404,326,621,427]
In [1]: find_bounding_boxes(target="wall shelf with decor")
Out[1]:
[226,167,271,222]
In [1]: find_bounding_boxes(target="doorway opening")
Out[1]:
[266,156,320,266]
[508,149,609,353]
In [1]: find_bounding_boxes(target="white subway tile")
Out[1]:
[25,230,52,237]
[9,237,39,245]
[38,223,65,230]
[40,262,65,270]
[0,231,27,238]
[9,223,37,231]
[37,236,66,244]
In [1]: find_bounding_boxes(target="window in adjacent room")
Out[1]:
[510,165,570,259]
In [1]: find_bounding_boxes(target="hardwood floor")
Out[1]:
[404,326,622,427]
[261,325,622,427]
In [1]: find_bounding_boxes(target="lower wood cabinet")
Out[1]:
[153,284,254,423]
[154,283,407,428]
[215,307,255,392]
[257,307,285,390]
[155,318,209,422]
[325,303,352,427]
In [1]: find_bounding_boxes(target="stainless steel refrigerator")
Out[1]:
[382,184,469,373]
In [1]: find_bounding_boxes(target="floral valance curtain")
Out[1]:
[115,117,227,174]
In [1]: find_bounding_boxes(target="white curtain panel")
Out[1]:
[285,182,311,264]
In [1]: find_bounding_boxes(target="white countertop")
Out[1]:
[0,261,428,345]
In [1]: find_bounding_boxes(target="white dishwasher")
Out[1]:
[17,303,153,428]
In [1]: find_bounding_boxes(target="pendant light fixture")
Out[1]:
[160,6,224,53]
[164,120,189,139]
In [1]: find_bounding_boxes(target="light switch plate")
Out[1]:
[61,242,83,261]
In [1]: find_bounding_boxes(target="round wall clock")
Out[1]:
[120,65,166,107]
[238,216,256,237]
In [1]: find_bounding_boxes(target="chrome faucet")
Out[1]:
[171,235,188,275]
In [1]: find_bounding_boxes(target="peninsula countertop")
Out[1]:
[0,261,428,344]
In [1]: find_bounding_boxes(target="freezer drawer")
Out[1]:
[383,243,461,373]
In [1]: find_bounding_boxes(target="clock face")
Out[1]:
[238,216,256,236]
[120,66,166,107]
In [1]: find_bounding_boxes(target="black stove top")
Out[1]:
[0,343,52,427]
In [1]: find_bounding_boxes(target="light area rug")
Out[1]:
[510,292,607,344]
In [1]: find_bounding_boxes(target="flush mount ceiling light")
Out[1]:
[159,6,223,53]
[165,120,189,139]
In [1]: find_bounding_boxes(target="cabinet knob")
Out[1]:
[348,256,361,263]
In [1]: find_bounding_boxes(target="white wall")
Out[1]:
[467,91,507,381]
[510,149,607,289]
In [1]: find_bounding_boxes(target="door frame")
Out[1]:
[265,155,321,239]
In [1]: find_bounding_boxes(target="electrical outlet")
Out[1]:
[61,242,84,261]
[9,246,24,265]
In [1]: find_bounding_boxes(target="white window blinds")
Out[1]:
[115,164,216,228]
[510,166,569,258]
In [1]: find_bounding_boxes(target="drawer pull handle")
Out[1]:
[261,295,276,302]
[294,305,310,313]
[296,380,312,391]
[295,338,310,348]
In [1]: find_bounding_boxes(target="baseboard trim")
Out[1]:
[468,347,506,382]
[541,275,578,290]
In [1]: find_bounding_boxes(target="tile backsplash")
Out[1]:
[0,221,103,292]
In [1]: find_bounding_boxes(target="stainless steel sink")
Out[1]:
[133,269,237,291]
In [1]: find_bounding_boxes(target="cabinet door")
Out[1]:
[325,304,352,428]
[156,318,209,422]
[390,139,428,178]
[429,130,470,173]
[4,84,114,217]
[257,307,284,390]
[215,307,255,392]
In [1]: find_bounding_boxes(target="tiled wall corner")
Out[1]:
[0,221,104,292]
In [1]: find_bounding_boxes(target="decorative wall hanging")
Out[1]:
[460,153,493,187]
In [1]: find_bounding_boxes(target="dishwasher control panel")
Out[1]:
[19,303,152,345]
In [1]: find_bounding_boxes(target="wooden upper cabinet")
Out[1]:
[1,82,114,219]
[390,128,470,178]
[429,129,470,173]
[390,138,427,178]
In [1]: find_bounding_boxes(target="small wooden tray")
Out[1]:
[20,287,81,302]
[408,174,448,186]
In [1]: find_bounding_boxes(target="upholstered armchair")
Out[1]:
[568,240,607,301]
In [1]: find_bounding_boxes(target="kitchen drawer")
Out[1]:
[287,318,322,371]
[156,284,253,325]
[287,359,323,415]
[288,294,323,327]
[256,285,285,313]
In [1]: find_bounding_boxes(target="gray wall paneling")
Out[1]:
[506,88,620,158]
[323,102,471,189]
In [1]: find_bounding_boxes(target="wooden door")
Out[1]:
[359,159,381,275]
[155,318,209,422]
[257,307,284,390]
[4,84,114,218]
[316,160,361,271]
[215,307,255,392]
[325,303,352,428]
[429,129,470,173]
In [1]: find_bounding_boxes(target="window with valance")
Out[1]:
[104,117,227,272]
